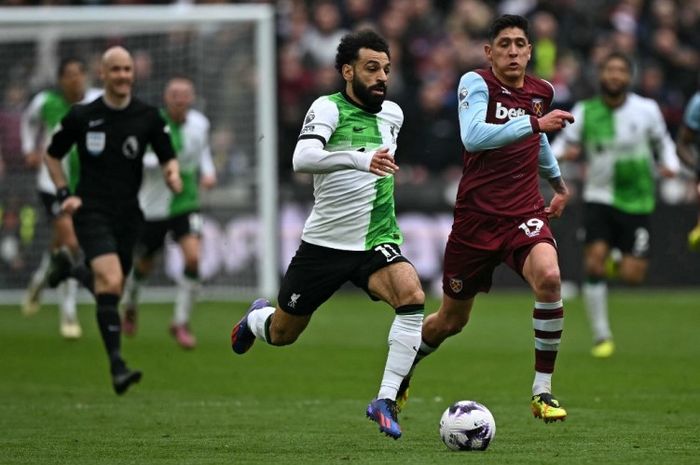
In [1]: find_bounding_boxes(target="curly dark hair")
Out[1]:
[334,29,390,74]
[57,57,86,79]
[488,14,530,43]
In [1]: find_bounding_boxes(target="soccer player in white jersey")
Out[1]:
[121,76,216,349]
[20,57,102,338]
[230,30,424,440]
[676,90,700,251]
[552,52,680,358]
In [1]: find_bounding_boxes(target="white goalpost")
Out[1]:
[0,5,278,301]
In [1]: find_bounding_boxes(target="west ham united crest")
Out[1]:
[449,278,463,293]
[531,98,543,117]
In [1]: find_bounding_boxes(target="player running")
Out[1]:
[121,76,216,349]
[396,14,573,423]
[20,57,101,338]
[552,52,679,358]
[230,30,424,439]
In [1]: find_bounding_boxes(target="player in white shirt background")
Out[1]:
[20,57,102,339]
[121,76,216,349]
[552,52,680,358]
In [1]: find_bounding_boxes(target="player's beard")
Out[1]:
[600,80,628,99]
[352,78,386,111]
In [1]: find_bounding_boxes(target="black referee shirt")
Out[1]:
[48,96,175,210]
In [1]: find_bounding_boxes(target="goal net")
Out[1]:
[0,5,278,301]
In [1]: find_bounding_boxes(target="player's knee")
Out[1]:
[65,239,80,255]
[186,258,199,272]
[399,287,425,306]
[534,268,561,295]
[620,270,645,285]
[94,272,123,294]
[584,259,605,277]
[184,261,199,277]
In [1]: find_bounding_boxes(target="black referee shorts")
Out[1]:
[73,206,144,275]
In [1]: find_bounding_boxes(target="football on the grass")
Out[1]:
[439,400,495,451]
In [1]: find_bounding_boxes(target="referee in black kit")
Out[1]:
[44,46,182,395]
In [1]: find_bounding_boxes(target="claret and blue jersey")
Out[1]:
[455,68,558,218]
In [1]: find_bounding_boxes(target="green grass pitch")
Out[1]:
[1,290,699,464]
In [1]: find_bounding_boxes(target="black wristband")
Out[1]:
[56,186,70,203]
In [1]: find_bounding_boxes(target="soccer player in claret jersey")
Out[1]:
[396,14,574,423]
[230,30,424,439]
[676,90,700,251]
[44,46,182,394]
[552,53,679,358]
[121,76,217,349]
[20,57,101,338]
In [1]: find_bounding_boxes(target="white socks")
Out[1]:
[247,305,276,342]
[583,281,611,342]
[377,313,424,400]
[58,279,78,321]
[31,251,51,289]
[122,270,140,309]
[533,371,552,396]
[174,275,200,325]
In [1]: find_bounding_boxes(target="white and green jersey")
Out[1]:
[21,88,102,194]
[139,108,215,221]
[294,91,403,251]
[552,93,679,214]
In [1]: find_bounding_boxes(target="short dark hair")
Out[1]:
[488,14,530,42]
[334,29,390,74]
[57,57,85,79]
[600,51,633,73]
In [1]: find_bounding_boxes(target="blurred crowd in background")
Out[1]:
[276,0,700,183]
[0,0,699,278]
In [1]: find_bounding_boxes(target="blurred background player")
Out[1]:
[552,52,680,358]
[20,57,101,338]
[396,14,574,423]
[676,90,700,251]
[45,46,181,394]
[121,76,216,349]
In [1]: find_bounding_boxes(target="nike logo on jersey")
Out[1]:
[353,126,367,132]
[88,119,104,128]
